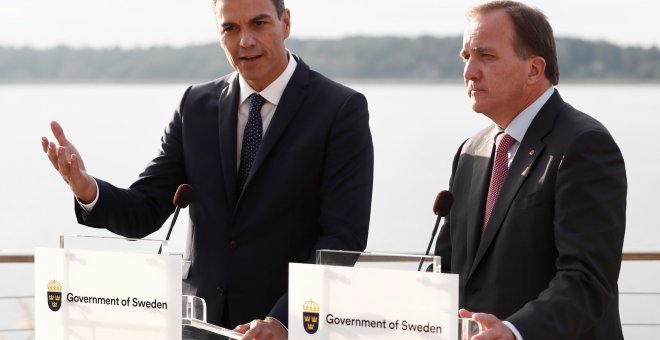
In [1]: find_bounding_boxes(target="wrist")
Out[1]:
[76,176,98,204]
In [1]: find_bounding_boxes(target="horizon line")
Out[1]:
[2,34,657,52]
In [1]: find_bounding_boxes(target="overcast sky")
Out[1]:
[2,0,659,49]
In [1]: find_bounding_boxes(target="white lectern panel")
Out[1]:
[35,247,181,340]
[289,263,458,339]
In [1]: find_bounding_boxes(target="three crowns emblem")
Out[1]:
[302,299,320,334]
[47,279,63,312]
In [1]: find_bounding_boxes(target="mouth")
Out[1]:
[240,54,262,62]
[468,88,484,97]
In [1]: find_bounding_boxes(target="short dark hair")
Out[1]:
[212,0,286,19]
[469,1,559,85]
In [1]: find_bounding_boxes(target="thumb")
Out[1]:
[51,121,70,146]
[234,322,250,334]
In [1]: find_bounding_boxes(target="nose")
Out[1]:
[240,29,256,48]
[463,58,480,83]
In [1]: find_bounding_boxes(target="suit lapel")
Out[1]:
[471,139,544,274]
[469,90,563,277]
[218,74,240,208]
[236,57,310,205]
[466,128,497,266]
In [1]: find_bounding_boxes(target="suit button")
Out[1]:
[229,240,238,249]
[217,287,224,296]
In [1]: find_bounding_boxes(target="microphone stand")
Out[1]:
[158,206,181,255]
[417,214,442,271]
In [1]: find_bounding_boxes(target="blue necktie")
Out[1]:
[237,93,266,193]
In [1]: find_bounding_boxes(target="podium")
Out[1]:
[287,250,482,340]
[35,235,243,340]
[35,237,481,339]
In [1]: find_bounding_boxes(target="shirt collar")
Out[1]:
[503,86,555,142]
[238,50,297,106]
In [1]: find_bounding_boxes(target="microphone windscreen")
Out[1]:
[173,184,194,208]
[433,190,454,217]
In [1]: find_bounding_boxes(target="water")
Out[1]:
[1,83,659,337]
[0,82,657,252]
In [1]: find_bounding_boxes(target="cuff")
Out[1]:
[76,179,99,213]
[503,321,523,340]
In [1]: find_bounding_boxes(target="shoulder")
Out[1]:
[542,90,612,139]
[461,125,497,155]
[294,56,363,102]
[174,73,238,112]
[556,103,610,137]
[185,73,237,98]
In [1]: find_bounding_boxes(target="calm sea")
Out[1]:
[1,83,659,338]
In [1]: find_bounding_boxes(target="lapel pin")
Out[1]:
[529,149,535,156]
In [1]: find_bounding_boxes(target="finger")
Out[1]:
[472,326,513,340]
[69,154,84,183]
[472,328,497,340]
[50,121,70,146]
[459,308,474,318]
[70,149,86,171]
[57,146,72,181]
[472,313,499,329]
[241,320,264,339]
[233,323,250,334]
[41,137,49,153]
[46,142,61,171]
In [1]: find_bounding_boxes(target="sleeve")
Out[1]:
[74,86,192,238]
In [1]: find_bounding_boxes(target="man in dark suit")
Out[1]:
[41,0,373,339]
[434,2,626,339]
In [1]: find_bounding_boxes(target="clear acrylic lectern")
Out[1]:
[181,295,244,339]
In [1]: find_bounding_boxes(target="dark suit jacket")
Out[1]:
[75,57,374,327]
[435,90,626,340]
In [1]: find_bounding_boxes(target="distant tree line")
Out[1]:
[1,36,659,83]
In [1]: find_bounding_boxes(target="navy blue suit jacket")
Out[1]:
[76,57,374,327]
[435,90,626,340]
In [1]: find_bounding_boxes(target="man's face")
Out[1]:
[215,0,290,91]
[460,10,530,123]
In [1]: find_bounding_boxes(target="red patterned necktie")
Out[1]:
[483,133,516,233]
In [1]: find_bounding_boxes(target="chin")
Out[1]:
[470,101,482,113]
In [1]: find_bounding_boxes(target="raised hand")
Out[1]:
[42,121,97,203]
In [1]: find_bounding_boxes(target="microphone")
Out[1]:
[158,184,193,254]
[417,190,454,271]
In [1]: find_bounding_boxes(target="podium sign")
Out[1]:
[289,262,458,339]
[35,247,181,340]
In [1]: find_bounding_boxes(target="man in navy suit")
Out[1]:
[435,1,626,339]
[42,0,374,338]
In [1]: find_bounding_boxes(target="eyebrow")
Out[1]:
[461,45,493,56]
[221,13,273,28]
[473,46,493,54]
[251,13,272,22]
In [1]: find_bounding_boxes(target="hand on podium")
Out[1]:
[234,317,287,340]
[459,309,515,340]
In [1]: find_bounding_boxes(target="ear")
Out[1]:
[527,56,546,84]
[281,9,291,39]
